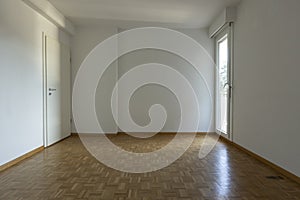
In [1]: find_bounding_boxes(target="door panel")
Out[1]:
[45,36,70,146]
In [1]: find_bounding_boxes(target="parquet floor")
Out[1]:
[0,133,299,200]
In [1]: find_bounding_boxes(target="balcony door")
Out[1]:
[215,25,233,139]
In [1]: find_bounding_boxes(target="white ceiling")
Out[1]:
[48,0,240,28]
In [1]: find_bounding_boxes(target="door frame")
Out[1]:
[215,23,234,141]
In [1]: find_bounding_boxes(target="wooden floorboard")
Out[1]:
[0,134,299,200]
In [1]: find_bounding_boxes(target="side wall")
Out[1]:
[0,0,70,165]
[233,0,300,176]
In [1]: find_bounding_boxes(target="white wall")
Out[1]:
[0,0,70,165]
[118,28,215,132]
[71,27,214,133]
[233,0,300,176]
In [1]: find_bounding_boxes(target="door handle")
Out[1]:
[223,83,231,89]
[223,83,232,98]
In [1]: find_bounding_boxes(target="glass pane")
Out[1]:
[217,37,229,134]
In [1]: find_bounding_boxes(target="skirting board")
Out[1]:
[72,132,213,136]
[117,132,211,134]
[71,132,117,136]
[0,146,44,172]
[219,135,300,184]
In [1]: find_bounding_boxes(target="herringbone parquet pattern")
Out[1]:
[0,134,299,200]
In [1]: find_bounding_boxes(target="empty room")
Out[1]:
[0,0,299,199]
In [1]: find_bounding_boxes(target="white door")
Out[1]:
[215,26,232,139]
[45,35,71,146]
